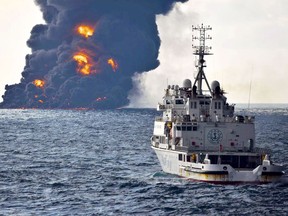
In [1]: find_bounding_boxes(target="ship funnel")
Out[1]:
[183,79,192,89]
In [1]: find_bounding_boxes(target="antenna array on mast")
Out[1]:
[192,24,213,56]
[191,24,213,95]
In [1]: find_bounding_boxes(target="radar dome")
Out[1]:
[211,80,220,92]
[183,79,192,89]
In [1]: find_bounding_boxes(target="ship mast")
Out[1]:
[192,24,213,95]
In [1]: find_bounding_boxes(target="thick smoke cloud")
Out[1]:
[0,0,188,109]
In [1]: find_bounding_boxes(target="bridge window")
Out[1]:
[214,101,222,109]
[176,125,194,131]
[191,101,197,109]
[176,99,184,105]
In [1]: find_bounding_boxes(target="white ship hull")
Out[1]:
[151,24,285,184]
[152,146,284,184]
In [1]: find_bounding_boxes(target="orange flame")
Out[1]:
[107,58,118,72]
[77,25,94,38]
[33,79,45,88]
[73,53,93,75]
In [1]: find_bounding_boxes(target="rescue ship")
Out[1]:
[151,24,285,183]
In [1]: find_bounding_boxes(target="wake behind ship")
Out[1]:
[151,24,285,184]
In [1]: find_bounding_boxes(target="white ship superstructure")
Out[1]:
[151,24,285,183]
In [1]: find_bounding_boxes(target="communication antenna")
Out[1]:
[192,24,213,95]
[248,79,252,110]
[247,65,253,111]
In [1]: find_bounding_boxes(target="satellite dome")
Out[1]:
[211,80,220,92]
[183,79,192,89]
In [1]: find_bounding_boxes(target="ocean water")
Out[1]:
[0,105,287,215]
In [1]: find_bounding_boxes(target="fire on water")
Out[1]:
[73,53,93,75]
[77,25,94,38]
[33,79,45,88]
[107,58,118,72]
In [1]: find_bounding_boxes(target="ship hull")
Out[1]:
[152,146,284,184]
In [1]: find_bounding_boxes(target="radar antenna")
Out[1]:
[192,24,213,95]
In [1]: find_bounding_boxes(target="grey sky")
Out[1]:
[1,0,287,107]
[129,0,288,107]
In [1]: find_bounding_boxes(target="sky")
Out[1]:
[0,0,44,102]
[1,0,288,107]
[130,0,288,107]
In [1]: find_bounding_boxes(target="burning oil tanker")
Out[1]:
[0,0,187,109]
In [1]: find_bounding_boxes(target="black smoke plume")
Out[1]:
[0,0,188,109]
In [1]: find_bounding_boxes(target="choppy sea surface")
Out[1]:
[0,104,288,215]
